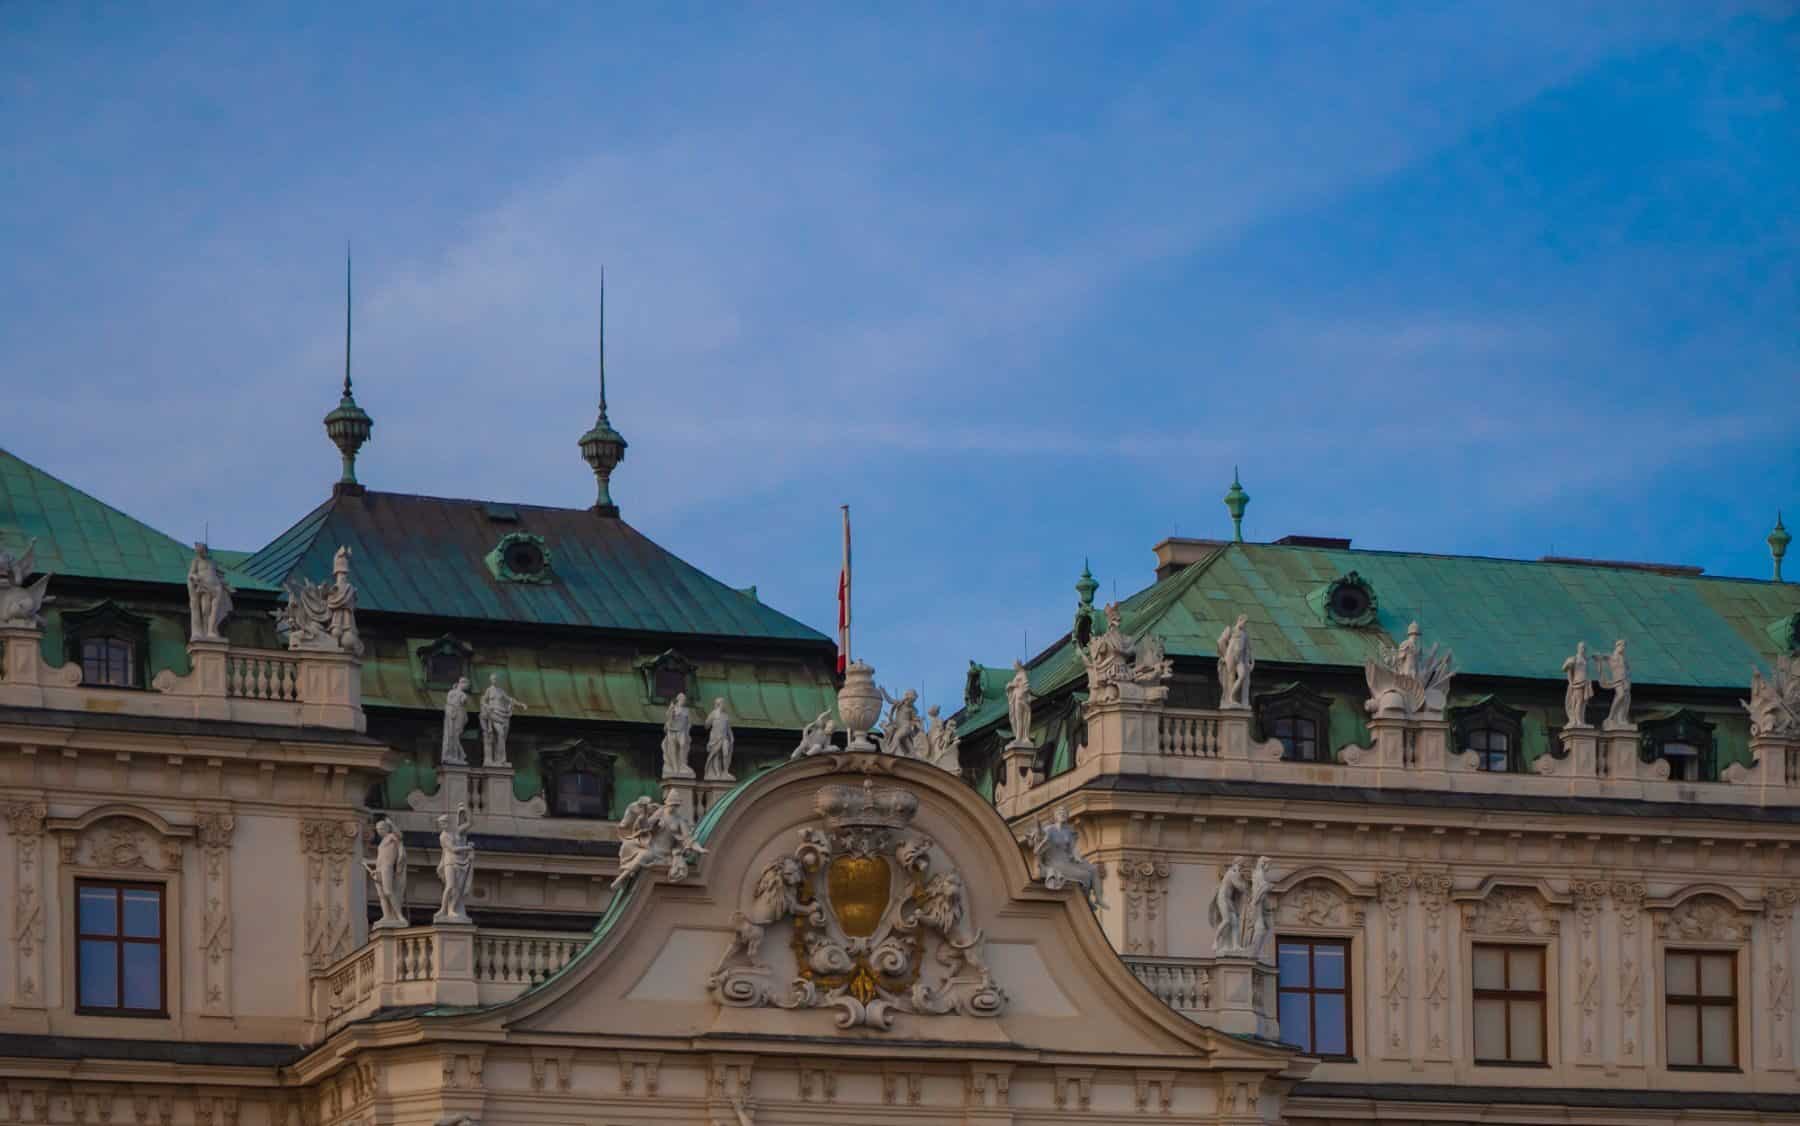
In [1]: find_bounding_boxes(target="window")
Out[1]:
[416,634,473,688]
[1666,950,1736,1069]
[1472,944,1546,1065]
[76,881,164,1016]
[1453,698,1525,773]
[1277,938,1352,1058]
[1256,684,1333,764]
[553,769,610,818]
[539,741,616,821]
[1641,711,1717,782]
[81,638,135,688]
[638,649,696,705]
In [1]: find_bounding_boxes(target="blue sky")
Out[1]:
[3,3,1796,703]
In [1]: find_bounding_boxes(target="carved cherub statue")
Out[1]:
[791,711,837,758]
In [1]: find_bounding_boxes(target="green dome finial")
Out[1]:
[1075,558,1099,608]
[323,245,373,492]
[580,269,628,515]
[1223,467,1250,543]
[1772,511,1791,582]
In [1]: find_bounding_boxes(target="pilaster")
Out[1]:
[300,816,362,972]
[196,810,236,1017]
[1377,870,1412,1061]
[3,796,48,1009]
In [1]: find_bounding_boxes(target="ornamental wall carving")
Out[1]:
[1274,876,1367,929]
[50,806,193,873]
[1461,886,1559,937]
[1655,892,1753,944]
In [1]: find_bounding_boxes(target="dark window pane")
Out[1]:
[1278,992,1311,1051]
[80,939,118,1007]
[122,889,160,938]
[1313,944,1347,989]
[1278,944,1311,987]
[80,887,118,935]
[1314,993,1348,1056]
[123,942,161,1010]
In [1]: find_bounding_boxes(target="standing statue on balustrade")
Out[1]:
[1216,613,1254,709]
[704,697,736,781]
[441,676,472,766]
[479,674,526,767]
[661,692,695,778]
[186,544,234,641]
[1597,639,1632,729]
[434,804,475,924]
[1006,661,1033,748]
[364,818,409,929]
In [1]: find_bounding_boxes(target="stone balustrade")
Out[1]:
[312,923,587,1036]
[1125,954,1276,1039]
[0,624,363,731]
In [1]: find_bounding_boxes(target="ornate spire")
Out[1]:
[323,246,373,494]
[579,270,628,515]
[1771,512,1791,583]
[1223,467,1250,543]
[1075,559,1098,608]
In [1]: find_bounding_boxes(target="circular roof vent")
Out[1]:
[485,531,554,584]
[1318,571,1378,627]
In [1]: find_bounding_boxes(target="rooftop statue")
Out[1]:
[1364,621,1454,719]
[1025,805,1106,909]
[440,677,471,766]
[364,818,408,929]
[882,687,924,758]
[433,804,475,924]
[1005,661,1033,748]
[1745,655,1800,739]
[479,674,526,768]
[186,543,234,641]
[661,692,695,779]
[1078,603,1174,705]
[1210,855,1275,960]
[0,538,52,629]
[1216,613,1254,710]
[924,706,961,773]
[1597,639,1633,730]
[612,792,705,888]
[1561,641,1595,729]
[790,711,837,759]
[273,545,363,655]
[704,697,736,781]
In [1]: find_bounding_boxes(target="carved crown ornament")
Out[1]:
[708,779,1007,1030]
[49,805,195,872]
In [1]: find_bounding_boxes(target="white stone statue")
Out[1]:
[612,792,706,888]
[434,804,474,924]
[1244,856,1274,961]
[1561,641,1595,729]
[274,545,362,655]
[791,711,837,758]
[440,677,472,766]
[363,818,408,929]
[1025,806,1106,909]
[1745,656,1800,738]
[478,674,525,768]
[186,544,234,641]
[1209,856,1250,955]
[704,697,736,781]
[1078,603,1174,704]
[711,855,811,980]
[661,693,695,779]
[0,538,52,629]
[1365,621,1455,718]
[924,706,962,772]
[1597,639,1632,730]
[1005,661,1033,748]
[882,687,924,757]
[1216,613,1254,709]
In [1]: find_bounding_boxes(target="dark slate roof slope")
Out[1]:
[0,448,277,590]
[237,490,830,644]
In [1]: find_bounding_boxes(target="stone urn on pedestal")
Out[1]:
[837,660,883,752]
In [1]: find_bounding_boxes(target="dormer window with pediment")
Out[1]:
[1642,710,1718,782]
[539,740,617,819]
[416,634,474,688]
[638,649,697,705]
[1453,697,1526,773]
[1255,683,1333,763]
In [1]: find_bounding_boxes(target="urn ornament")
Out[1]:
[837,660,883,752]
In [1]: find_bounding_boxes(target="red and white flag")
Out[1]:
[836,505,851,674]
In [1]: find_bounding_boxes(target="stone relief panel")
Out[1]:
[1274,878,1366,931]
[1462,886,1559,938]
[1656,893,1753,944]
[708,780,1007,1031]
[195,811,236,1016]
[1377,870,1411,1061]
[1769,885,1798,1071]
[1120,854,1172,955]
[4,798,48,1009]
[301,817,362,970]
[1612,879,1647,1067]
[1414,872,1454,1062]
[56,814,185,873]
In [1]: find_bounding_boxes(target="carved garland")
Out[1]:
[709,780,1006,1030]
[4,799,48,1007]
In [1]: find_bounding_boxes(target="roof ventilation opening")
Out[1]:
[1539,556,1703,577]
[1275,535,1352,549]
[484,503,520,523]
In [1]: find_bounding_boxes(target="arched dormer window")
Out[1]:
[62,601,151,689]
[415,634,473,688]
[1452,697,1526,773]
[1255,683,1333,764]
[636,649,696,705]
[538,740,616,820]
[1642,710,1718,782]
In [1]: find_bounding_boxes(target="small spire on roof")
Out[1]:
[1771,511,1791,583]
[579,269,629,515]
[323,244,374,494]
[1223,467,1250,543]
[1075,558,1099,608]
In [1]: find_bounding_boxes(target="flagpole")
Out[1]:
[840,505,852,669]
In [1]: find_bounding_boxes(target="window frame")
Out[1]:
[1275,935,1355,1060]
[1640,710,1718,783]
[1451,698,1526,774]
[74,878,168,1019]
[1255,684,1334,764]
[1663,948,1739,1072]
[61,600,151,690]
[1470,942,1548,1067]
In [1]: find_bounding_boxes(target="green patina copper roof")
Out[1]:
[0,448,277,591]
[959,541,1800,733]
[238,490,831,644]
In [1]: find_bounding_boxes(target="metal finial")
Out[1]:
[598,267,608,419]
[344,243,353,397]
[1223,466,1250,543]
[1772,511,1792,583]
[324,244,373,491]
[579,267,628,514]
